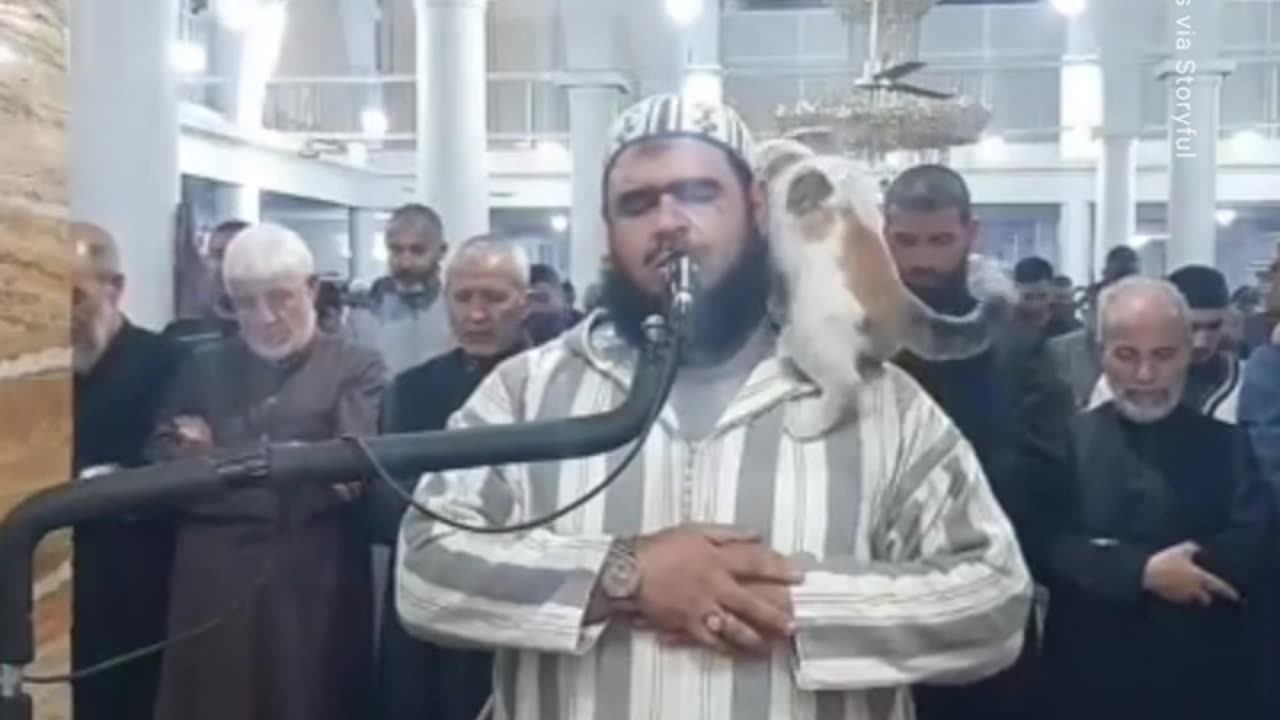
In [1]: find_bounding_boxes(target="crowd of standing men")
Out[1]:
[66,93,1280,720]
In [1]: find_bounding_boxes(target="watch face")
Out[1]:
[602,549,640,599]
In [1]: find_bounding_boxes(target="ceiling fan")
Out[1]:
[848,0,955,100]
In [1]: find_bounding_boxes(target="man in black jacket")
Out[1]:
[70,222,183,720]
[1042,276,1270,720]
[163,219,249,351]
[883,165,1074,720]
[371,234,531,720]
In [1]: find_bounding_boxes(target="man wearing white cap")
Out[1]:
[395,95,1031,720]
[148,223,386,720]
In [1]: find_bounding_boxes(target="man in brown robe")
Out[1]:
[149,223,386,720]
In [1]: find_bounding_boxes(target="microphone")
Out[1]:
[0,304,686,716]
[663,252,699,326]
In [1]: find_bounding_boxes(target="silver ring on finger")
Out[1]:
[703,611,726,634]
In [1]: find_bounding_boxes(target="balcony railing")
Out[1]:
[177,54,1280,154]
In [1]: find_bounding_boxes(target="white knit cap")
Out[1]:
[605,93,755,174]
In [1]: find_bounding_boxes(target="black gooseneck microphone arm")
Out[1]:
[0,255,698,720]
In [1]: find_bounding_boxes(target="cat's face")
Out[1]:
[769,155,885,251]
[768,155,906,328]
[752,138,815,189]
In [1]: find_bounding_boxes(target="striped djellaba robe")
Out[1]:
[395,315,1033,720]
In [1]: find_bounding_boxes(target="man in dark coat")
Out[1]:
[149,224,386,720]
[371,235,531,720]
[69,222,183,720]
[883,165,1075,720]
[1043,276,1271,720]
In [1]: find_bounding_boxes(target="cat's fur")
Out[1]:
[762,151,1009,437]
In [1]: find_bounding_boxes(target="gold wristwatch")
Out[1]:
[600,537,641,608]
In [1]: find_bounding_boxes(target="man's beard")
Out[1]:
[1114,378,1185,424]
[72,311,122,373]
[602,230,771,363]
[391,265,439,292]
[903,257,972,315]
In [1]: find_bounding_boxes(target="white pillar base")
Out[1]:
[1059,199,1092,286]
[348,208,383,286]
[1093,134,1137,275]
[212,182,260,224]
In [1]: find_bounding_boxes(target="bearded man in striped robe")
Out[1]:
[394,94,1033,720]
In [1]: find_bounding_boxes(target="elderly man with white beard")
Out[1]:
[69,222,183,720]
[1041,276,1272,720]
[148,223,386,720]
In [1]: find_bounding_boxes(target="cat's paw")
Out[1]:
[786,396,847,439]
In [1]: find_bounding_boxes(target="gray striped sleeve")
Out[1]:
[395,353,616,655]
[790,377,1033,691]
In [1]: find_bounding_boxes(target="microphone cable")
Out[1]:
[22,269,690,684]
[26,526,282,685]
[346,319,681,535]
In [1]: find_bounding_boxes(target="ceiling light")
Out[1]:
[215,0,258,30]
[1051,0,1087,17]
[549,214,569,234]
[1232,129,1265,156]
[1215,208,1238,227]
[682,71,722,106]
[534,140,569,165]
[172,40,208,74]
[665,0,704,28]
[0,42,17,64]
[1061,126,1099,160]
[347,142,369,166]
[360,107,389,137]
[977,135,1007,161]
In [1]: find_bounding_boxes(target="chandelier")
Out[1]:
[776,94,991,155]
[774,0,992,159]
[830,0,936,68]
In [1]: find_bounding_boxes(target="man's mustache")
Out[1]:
[903,269,947,285]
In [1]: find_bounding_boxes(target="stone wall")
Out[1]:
[0,1,73,717]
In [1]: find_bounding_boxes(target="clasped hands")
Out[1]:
[615,524,804,657]
[1142,540,1240,607]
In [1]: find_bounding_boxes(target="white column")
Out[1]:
[566,86,618,293]
[207,0,274,226]
[561,0,623,293]
[207,0,246,119]
[681,0,722,103]
[348,207,383,285]
[1091,0,1143,275]
[70,0,179,331]
[212,182,260,224]
[413,0,490,244]
[1158,0,1230,270]
[1094,134,1138,271]
[338,0,385,123]
[1059,199,1092,286]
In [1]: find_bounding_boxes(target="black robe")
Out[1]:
[370,346,521,720]
[1043,403,1272,720]
[895,293,1074,720]
[148,333,386,720]
[71,321,182,720]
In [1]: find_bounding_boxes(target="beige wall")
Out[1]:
[0,1,73,716]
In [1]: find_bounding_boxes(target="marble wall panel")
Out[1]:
[0,1,72,717]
